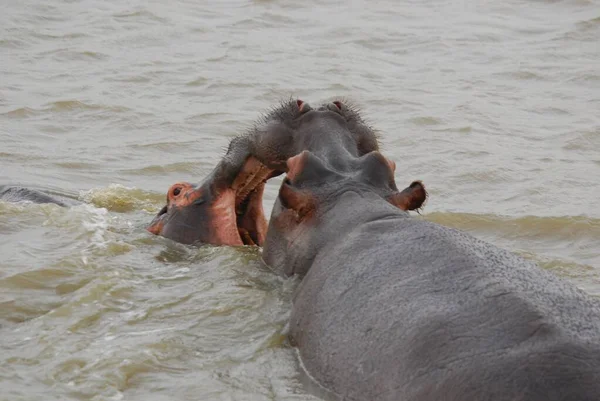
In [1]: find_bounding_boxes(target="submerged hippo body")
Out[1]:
[262,151,600,401]
[0,185,77,207]
[148,99,425,246]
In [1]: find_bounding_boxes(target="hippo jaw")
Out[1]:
[147,157,275,246]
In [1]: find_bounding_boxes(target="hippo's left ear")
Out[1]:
[388,181,427,212]
[279,180,315,221]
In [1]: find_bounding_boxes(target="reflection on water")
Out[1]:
[1,0,599,399]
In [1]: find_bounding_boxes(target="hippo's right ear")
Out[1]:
[279,180,315,221]
[388,181,427,212]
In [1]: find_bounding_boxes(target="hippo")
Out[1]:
[0,185,77,207]
[261,150,600,400]
[147,99,426,246]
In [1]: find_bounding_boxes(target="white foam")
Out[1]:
[79,204,110,248]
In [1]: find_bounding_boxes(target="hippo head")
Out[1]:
[147,98,382,246]
[262,150,427,276]
[147,156,273,246]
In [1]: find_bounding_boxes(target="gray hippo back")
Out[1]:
[263,151,600,401]
[0,185,77,207]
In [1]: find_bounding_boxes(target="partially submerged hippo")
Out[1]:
[262,150,600,400]
[0,185,77,207]
[147,99,425,246]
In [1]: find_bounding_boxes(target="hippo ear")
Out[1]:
[388,181,427,212]
[286,150,339,185]
[279,180,315,220]
[356,151,397,189]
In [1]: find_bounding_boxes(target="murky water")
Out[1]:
[1,0,599,399]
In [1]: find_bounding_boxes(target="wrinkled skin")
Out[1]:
[0,185,78,207]
[262,152,600,401]
[147,98,425,246]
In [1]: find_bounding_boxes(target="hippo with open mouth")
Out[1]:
[147,99,426,246]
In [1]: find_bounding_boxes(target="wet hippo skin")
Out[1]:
[262,150,600,401]
[0,185,78,207]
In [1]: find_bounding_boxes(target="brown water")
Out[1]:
[1,0,599,399]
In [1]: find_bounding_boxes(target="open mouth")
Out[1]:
[227,156,276,246]
[148,156,278,247]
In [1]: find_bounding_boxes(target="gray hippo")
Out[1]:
[262,148,600,400]
[0,185,77,206]
[147,99,425,246]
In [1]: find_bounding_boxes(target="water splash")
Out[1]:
[80,184,163,213]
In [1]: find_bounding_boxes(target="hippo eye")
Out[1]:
[173,187,181,197]
[333,101,342,110]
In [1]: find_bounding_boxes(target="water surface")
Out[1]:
[1,0,599,399]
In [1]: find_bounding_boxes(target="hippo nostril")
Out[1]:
[333,101,342,110]
[173,187,181,197]
[158,205,168,216]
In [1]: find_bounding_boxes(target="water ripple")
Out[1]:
[1,0,599,399]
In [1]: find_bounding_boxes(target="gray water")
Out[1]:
[1,0,600,400]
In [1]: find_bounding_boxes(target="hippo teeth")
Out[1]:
[230,157,273,246]
[235,166,269,212]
